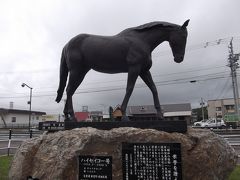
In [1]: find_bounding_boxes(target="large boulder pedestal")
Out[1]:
[9,127,237,180]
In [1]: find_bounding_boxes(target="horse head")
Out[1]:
[169,19,189,63]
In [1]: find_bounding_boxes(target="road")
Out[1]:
[0,140,22,155]
[218,134,240,164]
[0,130,41,155]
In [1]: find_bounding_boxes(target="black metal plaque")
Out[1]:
[122,143,182,180]
[38,122,64,131]
[79,155,112,180]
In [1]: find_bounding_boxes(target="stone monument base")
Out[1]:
[9,128,237,180]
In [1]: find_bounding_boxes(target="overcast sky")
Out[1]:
[0,0,240,114]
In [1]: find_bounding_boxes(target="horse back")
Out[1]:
[66,34,150,73]
[65,34,128,73]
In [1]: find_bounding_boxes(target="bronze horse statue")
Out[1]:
[56,20,190,121]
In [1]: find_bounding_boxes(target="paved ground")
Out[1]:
[0,141,22,155]
[0,130,39,155]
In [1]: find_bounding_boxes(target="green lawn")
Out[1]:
[0,155,13,180]
[228,165,240,180]
[0,155,239,179]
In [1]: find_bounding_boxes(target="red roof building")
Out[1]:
[74,112,89,122]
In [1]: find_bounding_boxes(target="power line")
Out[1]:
[0,73,235,99]
[0,36,239,75]
[2,64,229,94]
[0,69,57,74]
[1,37,239,99]
[0,37,238,97]
[215,76,231,99]
[0,63,230,95]
[153,36,240,57]
[0,69,231,96]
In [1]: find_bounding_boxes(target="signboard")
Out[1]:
[38,122,64,131]
[122,143,182,180]
[79,155,112,180]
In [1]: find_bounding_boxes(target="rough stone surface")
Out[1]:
[9,127,237,180]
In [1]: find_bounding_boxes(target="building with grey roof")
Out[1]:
[126,103,192,124]
[0,108,46,128]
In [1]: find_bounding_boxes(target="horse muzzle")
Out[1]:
[174,56,184,63]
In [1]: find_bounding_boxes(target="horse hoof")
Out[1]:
[157,117,164,121]
[156,113,164,121]
[65,116,77,122]
[121,116,130,121]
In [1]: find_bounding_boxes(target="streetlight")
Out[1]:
[190,80,206,121]
[21,83,32,131]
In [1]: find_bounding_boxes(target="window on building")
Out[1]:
[12,117,16,123]
[216,115,222,118]
[225,105,235,110]
[179,116,184,120]
[36,116,39,120]
[216,107,222,111]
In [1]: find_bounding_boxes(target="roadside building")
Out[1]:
[75,112,90,122]
[74,111,104,122]
[0,108,46,128]
[208,98,240,119]
[126,105,157,121]
[89,111,103,122]
[112,105,122,121]
[113,103,192,124]
[42,114,64,122]
[162,103,192,123]
[103,114,110,121]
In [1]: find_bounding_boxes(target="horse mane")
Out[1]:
[118,21,179,35]
[134,21,178,31]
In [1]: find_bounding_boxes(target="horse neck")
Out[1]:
[138,28,170,52]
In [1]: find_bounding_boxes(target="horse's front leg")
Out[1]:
[63,96,76,121]
[121,66,141,121]
[140,71,164,120]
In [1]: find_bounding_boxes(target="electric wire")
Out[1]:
[215,76,231,99]
[0,36,239,100]
[0,73,236,99]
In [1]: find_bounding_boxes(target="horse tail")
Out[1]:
[55,47,68,103]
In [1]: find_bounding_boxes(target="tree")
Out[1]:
[109,106,114,121]
[192,106,208,122]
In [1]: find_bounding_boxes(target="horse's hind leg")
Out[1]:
[64,68,89,121]
[140,71,163,120]
[121,66,141,121]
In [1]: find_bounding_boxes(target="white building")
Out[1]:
[208,98,240,119]
[42,114,65,122]
[0,108,46,128]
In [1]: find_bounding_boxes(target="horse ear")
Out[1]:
[181,19,190,28]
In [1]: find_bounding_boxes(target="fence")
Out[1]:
[0,129,38,156]
[0,123,39,129]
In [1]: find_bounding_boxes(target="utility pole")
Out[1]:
[227,38,240,118]
[200,97,205,121]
